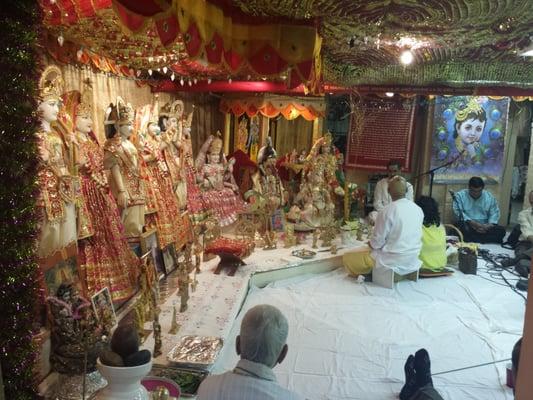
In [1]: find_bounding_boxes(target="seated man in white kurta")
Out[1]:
[369,160,414,223]
[344,176,424,276]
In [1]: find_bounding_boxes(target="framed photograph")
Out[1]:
[91,287,117,329]
[162,245,177,275]
[43,255,82,298]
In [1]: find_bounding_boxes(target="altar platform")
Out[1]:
[145,241,526,400]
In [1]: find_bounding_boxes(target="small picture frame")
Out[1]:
[91,287,117,329]
[162,245,177,275]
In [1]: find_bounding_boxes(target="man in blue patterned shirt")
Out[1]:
[452,176,506,243]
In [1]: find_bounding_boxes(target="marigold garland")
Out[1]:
[0,1,42,398]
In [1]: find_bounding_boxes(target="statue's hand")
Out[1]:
[117,191,128,209]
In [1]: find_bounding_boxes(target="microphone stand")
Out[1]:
[411,154,461,197]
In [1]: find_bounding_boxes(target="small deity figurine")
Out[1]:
[64,82,137,303]
[141,102,190,249]
[36,65,77,259]
[103,97,146,240]
[195,132,244,226]
[295,170,335,229]
[47,283,103,375]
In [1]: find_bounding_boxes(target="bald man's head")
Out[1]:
[388,176,407,201]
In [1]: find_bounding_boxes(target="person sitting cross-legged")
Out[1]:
[343,176,424,277]
[452,176,506,244]
[197,304,303,400]
[416,196,448,273]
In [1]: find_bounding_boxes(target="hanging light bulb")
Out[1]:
[148,69,153,76]
[193,77,198,84]
[188,79,192,86]
[163,66,168,74]
[180,77,185,86]
[400,50,414,65]
[171,73,175,81]
[57,34,64,47]
[207,77,212,84]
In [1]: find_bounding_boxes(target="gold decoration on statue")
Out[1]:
[39,65,64,101]
[105,96,134,126]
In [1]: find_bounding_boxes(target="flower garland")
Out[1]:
[0,1,42,398]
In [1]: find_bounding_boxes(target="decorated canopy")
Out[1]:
[220,95,325,121]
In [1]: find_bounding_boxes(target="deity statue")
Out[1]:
[178,108,208,224]
[66,82,136,303]
[36,65,77,259]
[305,132,344,198]
[293,169,335,229]
[159,100,186,201]
[47,283,103,375]
[103,97,146,240]
[141,103,190,249]
[195,133,244,226]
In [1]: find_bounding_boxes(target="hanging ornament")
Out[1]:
[180,77,185,86]
[228,77,232,83]
[57,34,64,47]
[148,56,154,62]
[148,69,153,76]
[163,66,168,74]
[188,79,192,86]
[207,77,212,84]
[171,73,176,81]
[136,70,142,77]
[193,77,198,84]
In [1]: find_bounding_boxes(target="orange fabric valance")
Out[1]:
[220,95,325,121]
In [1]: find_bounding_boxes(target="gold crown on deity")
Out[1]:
[209,131,223,154]
[456,98,485,122]
[104,96,134,125]
[39,65,64,102]
[183,106,194,129]
[148,97,160,126]
[75,79,93,118]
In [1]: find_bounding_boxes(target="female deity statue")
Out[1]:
[103,97,146,240]
[195,133,244,226]
[141,107,190,249]
[178,108,208,224]
[66,83,136,303]
[159,100,186,204]
[36,65,77,259]
[305,132,344,197]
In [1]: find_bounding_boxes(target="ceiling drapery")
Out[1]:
[111,0,322,90]
[220,95,325,121]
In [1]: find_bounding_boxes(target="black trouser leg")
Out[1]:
[457,222,505,244]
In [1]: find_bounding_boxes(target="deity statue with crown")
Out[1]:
[159,100,185,197]
[305,131,344,198]
[195,132,245,226]
[141,101,191,249]
[36,65,78,259]
[177,107,209,224]
[103,97,146,242]
[60,81,137,303]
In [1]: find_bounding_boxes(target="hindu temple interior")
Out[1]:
[1,1,533,399]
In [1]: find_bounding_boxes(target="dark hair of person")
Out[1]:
[468,176,485,189]
[415,196,441,227]
[453,106,487,139]
[388,159,401,169]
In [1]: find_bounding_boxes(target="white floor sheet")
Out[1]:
[212,252,525,399]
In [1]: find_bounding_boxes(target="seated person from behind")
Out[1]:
[503,190,533,274]
[452,176,505,244]
[197,304,302,400]
[369,159,414,223]
[343,176,423,277]
[416,196,447,273]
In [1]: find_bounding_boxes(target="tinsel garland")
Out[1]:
[0,1,42,399]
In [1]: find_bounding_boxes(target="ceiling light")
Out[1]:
[385,92,394,97]
[400,50,414,65]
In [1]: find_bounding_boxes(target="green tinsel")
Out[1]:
[0,1,42,399]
